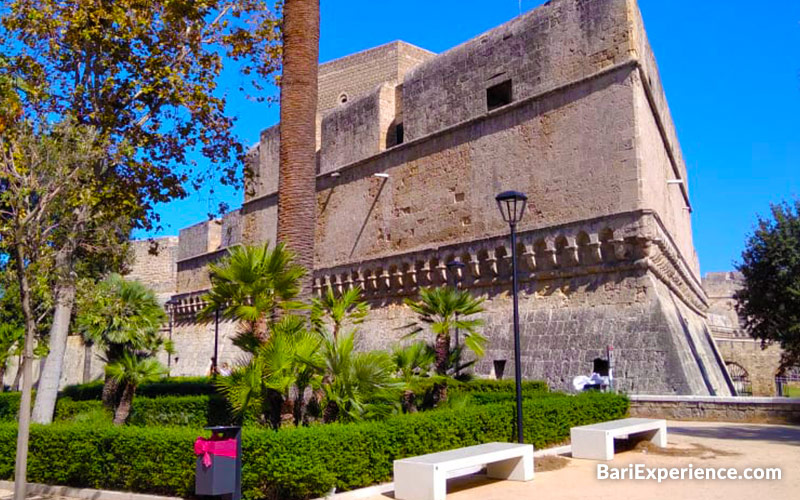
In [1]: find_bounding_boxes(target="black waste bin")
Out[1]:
[195,426,242,500]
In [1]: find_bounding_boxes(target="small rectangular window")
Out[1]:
[487,80,513,111]
[395,122,404,145]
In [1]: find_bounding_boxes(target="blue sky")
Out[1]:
[144,0,800,275]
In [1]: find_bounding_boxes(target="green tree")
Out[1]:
[0,0,283,427]
[105,352,167,425]
[316,331,399,423]
[391,341,434,413]
[200,243,306,352]
[404,287,486,403]
[277,0,320,298]
[75,274,169,408]
[736,200,800,370]
[0,117,108,500]
[217,315,320,429]
[311,285,369,339]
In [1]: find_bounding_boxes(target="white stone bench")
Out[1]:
[393,442,534,500]
[570,417,667,460]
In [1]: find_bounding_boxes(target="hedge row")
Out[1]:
[0,392,627,500]
[1,393,235,428]
[60,376,217,401]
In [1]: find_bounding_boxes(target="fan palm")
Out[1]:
[105,352,166,425]
[311,285,369,338]
[217,314,321,429]
[317,331,399,423]
[391,341,434,413]
[404,287,486,403]
[75,274,168,407]
[200,243,306,351]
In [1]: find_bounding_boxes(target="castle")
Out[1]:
[44,0,744,395]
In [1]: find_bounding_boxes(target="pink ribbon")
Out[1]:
[194,437,237,467]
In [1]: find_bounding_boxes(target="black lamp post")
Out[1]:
[495,190,527,444]
[446,260,466,376]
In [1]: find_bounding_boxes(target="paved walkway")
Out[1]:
[362,421,800,500]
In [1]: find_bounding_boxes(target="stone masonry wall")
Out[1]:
[402,0,633,142]
[320,83,397,174]
[318,41,434,113]
[629,395,800,424]
[313,65,639,269]
[126,237,178,302]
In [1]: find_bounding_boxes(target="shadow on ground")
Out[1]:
[668,423,800,446]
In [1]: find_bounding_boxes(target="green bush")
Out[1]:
[0,392,627,500]
[127,395,234,427]
[0,393,20,421]
[61,376,216,401]
[1,393,234,428]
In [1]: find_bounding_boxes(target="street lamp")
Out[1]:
[495,190,527,444]
[447,260,466,376]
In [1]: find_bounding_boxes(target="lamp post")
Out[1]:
[495,190,527,444]
[446,260,466,376]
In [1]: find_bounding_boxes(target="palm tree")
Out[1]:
[277,0,320,298]
[311,285,369,338]
[391,342,434,413]
[105,352,166,425]
[217,315,320,429]
[75,274,168,407]
[404,287,486,403]
[316,331,399,423]
[200,243,306,351]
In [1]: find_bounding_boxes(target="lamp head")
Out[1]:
[495,190,528,225]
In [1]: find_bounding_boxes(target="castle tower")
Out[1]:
[157,0,734,394]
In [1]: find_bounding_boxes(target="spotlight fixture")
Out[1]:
[373,173,389,178]
[667,179,683,185]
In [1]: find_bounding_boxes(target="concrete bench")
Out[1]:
[393,442,534,500]
[570,417,667,460]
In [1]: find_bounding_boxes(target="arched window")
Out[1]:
[725,362,752,396]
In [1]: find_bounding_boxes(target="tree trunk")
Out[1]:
[265,388,284,430]
[32,250,77,424]
[13,243,38,500]
[113,383,135,425]
[402,390,417,413]
[11,354,22,391]
[434,333,450,375]
[82,341,93,383]
[292,387,306,426]
[0,365,5,392]
[277,0,320,298]
[322,400,339,423]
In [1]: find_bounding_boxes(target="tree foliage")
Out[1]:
[736,200,800,370]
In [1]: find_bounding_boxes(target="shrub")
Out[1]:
[0,392,627,500]
[61,376,216,401]
[1,393,234,428]
[127,395,234,427]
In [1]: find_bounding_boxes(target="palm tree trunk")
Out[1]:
[293,386,306,426]
[113,383,135,425]
[277,0,320,298]
[0,365,5,392]
[32,249,77,424]
[434,333,450,375]
[102,376,121,409]
[322,400,339,423]
[265,389,284,430]
[402,390,417,413]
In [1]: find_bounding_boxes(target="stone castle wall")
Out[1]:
[702,272,786,396]
[28,0,737,394]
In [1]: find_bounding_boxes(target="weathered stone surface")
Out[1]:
[34,0,736,395]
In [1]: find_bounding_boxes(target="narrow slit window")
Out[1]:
[486,80,513,111]
[395,123,404,145]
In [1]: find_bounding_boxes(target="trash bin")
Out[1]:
[195,426,242,500]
